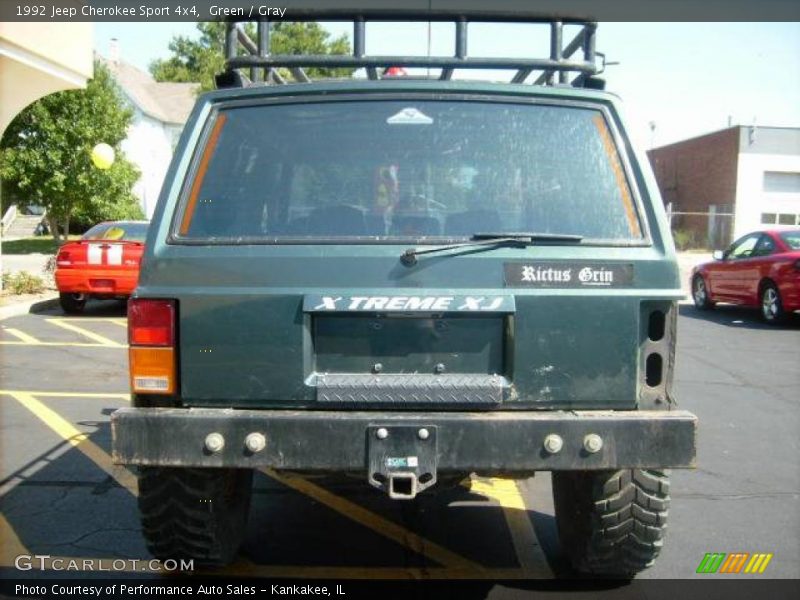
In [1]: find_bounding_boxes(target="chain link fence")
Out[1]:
[666,203,734,251]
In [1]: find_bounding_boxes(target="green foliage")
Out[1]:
[1,271,46,295]
[673,228,699,251]
[69,158,144,231]
[0,61,140,242]
[1,236,74,255]
[150,22,353,92]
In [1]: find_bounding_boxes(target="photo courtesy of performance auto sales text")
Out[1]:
[14,584,346,597]
[101,6,697,578]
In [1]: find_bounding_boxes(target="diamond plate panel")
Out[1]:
[316,373,505,403]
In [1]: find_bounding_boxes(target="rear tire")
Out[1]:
[691,275,714,310]
[760,281,786,325]
[59,292,86,314]
[553,469,670,577]
[138,467,253,566]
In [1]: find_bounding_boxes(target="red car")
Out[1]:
[55,221,148,314]
[691,228,800,324]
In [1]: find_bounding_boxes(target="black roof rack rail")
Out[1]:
[216,15,605,90]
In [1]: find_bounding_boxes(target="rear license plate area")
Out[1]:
[90,279,115,290]
[314,315,505,375]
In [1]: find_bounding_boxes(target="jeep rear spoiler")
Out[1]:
[216,13,606,90]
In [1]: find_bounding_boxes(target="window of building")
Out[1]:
[778,213,798,225]
[761,213,777,224]
[763,172,800,193]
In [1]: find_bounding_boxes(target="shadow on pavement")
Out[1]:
[35,298,128,318]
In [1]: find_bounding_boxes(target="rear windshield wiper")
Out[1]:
[400,232,583,266]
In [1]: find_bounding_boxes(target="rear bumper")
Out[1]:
[111,407,697,471]
[55,269,137,295]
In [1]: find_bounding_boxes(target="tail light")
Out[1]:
[128,299,176,394]
[56,244,87,267]
[122,242,143,266]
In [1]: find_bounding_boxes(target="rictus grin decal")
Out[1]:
[303,295,515,313]
[504,262,634,288]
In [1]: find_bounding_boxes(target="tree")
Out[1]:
[150,22,353,91]
[0,61,142,242]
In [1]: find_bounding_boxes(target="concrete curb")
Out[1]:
[0,294,60,321]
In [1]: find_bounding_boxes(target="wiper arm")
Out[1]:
[400,232,583,267]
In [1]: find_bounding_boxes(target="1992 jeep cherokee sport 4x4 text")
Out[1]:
[111,16,696,576]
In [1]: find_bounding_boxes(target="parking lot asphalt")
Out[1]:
[0,300,798,589]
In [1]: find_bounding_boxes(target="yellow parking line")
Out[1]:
[3,328,42,344]
[51,317,128,326]
[0,340,127,348]
[0,514,30,566]
[3,327,42,345]
[0,390,129,400]
[46,318,125,348]
[8,392,137,495]
[468,478,552,576]
[261,468,483,571]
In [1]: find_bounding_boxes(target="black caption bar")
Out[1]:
[2,0,799,22]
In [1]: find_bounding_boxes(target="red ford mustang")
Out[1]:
[55,221,149,314]
[691,228,800,324]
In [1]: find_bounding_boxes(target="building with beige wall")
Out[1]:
[0,19,93,135]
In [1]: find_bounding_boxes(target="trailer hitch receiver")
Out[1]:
[367,425,438,500]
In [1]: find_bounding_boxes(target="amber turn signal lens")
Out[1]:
[129,347,175,394]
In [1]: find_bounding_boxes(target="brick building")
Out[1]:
[648,126,800,249]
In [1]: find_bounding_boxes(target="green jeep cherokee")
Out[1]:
[112,15,696,576]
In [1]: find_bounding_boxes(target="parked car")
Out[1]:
[691,229,800,323]
[55,221,149,314]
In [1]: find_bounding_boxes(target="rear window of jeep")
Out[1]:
[176,99,643,243]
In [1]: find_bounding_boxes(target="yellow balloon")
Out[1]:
[91,143,115,169]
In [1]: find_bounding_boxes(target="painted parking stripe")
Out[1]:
[3,328,42,344]
[46,318,125,347]
[6,392,137,495]
[0,340,127,348]
[468,478,553,577]
[0,390,130,400]
[261,468,484,571]
[50,317,128,325]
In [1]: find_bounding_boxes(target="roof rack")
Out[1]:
[216,14,605,90]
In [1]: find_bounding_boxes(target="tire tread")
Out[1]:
[137,467,252,566]
[553,469,670,577]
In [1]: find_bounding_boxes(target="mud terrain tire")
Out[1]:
[553,469,670,577]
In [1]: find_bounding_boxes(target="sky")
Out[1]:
[94,21,800,148]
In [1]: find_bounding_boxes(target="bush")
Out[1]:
[69,196,145,234]
[2,271,46,294]
[673,228,698,251]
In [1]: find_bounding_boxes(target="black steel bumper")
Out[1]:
[111,407,697,471]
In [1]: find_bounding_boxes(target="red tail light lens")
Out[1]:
[56,243,87,266]
[128,299,175,346]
